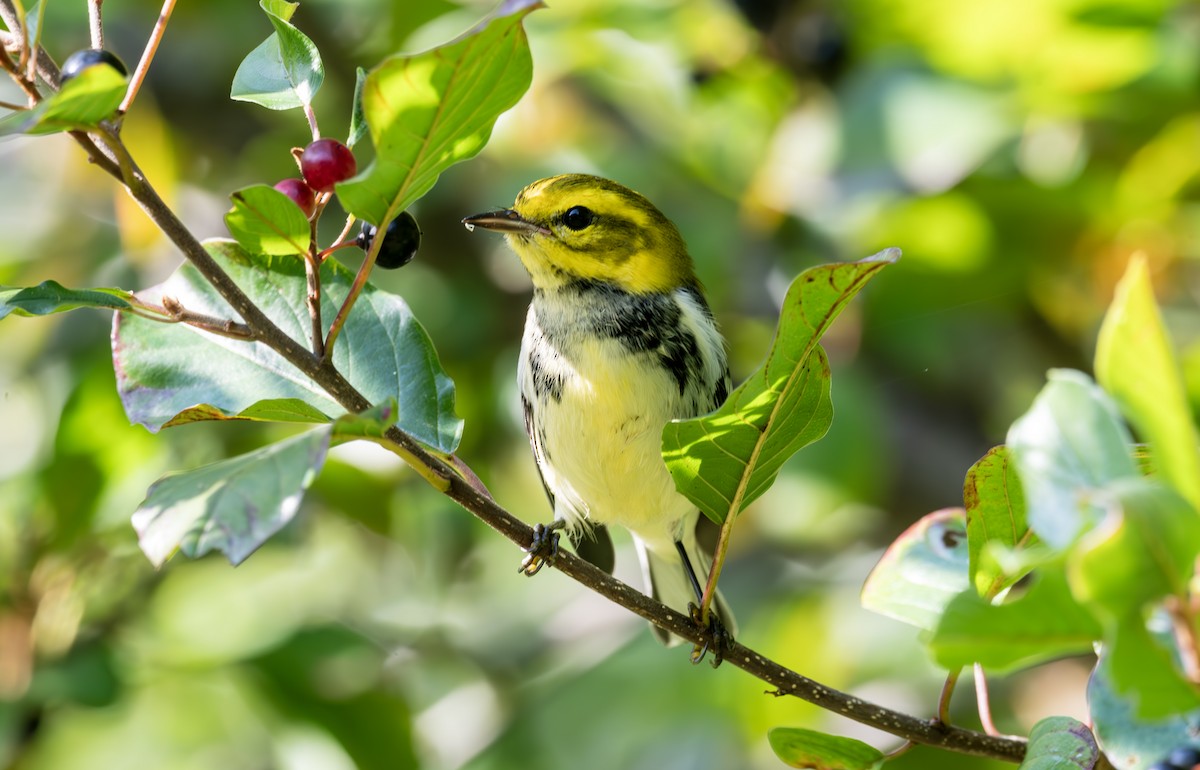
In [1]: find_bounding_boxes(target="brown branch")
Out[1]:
[120,0,176,115]
[88,0,105,50]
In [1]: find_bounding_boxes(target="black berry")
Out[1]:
[273,178,316,218]
[357,212,421,270]
[60,48,128,83]
[300,139,357,193]
[1168,747,1200,768]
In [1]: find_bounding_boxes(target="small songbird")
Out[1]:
[463,174,736,646]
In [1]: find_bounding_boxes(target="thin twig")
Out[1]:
[1167,595,1200,683]
[303,102,319,142]
[974,664,1001,736]
[88,0,104,50]
[120,0,176,115]
[304,222,325,359]
[152,296,255,339]
[938,668,961,725]
[323,211,382,357]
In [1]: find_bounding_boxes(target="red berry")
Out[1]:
[300,139,357,193]
[273,178,316,218]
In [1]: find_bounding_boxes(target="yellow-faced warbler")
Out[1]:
[463,174,736,646]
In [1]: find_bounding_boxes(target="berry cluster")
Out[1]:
[1149,746,1200,770]
[265,138,420,269]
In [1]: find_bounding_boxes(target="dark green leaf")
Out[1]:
[860,508,970,631]
[0,63,126,136]
[225,184,312,256]
[230,0,324,111]
[132,426,331,566]
[1089,644,1200,760]
[1095,256,1200,512]
[930,570,1102,672]
[1006,369,1138,549]
[768,727,883,770]
[662,249,899,525]
[1019,717,1099,770]
[112,240,462,452]
[964,445,1036,598]
[336,0,541,225]
[0,280,132,319]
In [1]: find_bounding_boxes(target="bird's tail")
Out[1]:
[635,524,737,647]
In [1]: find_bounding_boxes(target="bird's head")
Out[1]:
[463,174,696,294]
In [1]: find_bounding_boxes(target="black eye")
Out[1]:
[562,206,594,231]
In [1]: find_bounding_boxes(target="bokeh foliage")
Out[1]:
[3,0,1200,768]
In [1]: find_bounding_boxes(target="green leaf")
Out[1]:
[1019,717,1099,770]
[347,66,368,148]
[161,398,333,428]
[662,249,899,525]
[112,240,462,452]
[335,0,541,226]
[0,62,126,136]
[1096,255,1200,512]
[860,508,970,631]
[330,400,398,445]
[225,184,312,256]
[1006,369,1138,549]
[132,426,331,566]
[1089,643,1200,760]
[1103,621,1200,720]
[230,0,324,111]
[0,280,132,319]
[964,445,1036,598]
[768,728,883,770]
[1069,478,1200,620]
[930,570,1102,672]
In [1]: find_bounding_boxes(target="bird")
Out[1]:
[463,173,736,650]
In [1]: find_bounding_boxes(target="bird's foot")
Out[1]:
[688,603,732,668]
[518,520,565,577]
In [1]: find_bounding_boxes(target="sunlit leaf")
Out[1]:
[161,398,332,428]
[0,63,126,136]
[930,570,1101,672]
[230,0,324,111]
[336,0,541,226]
[860,508,969,631]
[1019,717,1099,770]
[1095,255,1200,512]
[1006,369,1138,549]
[1,280,132,319]
[964,445,1036,598]
[112,240,462,452]
[768,727,883,770]
[132,426,331,566]
[1069,478,1200,620]
[663,249,899,525]
[225,184,312,256]
[347,66,368,148]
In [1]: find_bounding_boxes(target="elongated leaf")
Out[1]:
[112,240,462,452]
[1006,369,1138,549]
[347,66,368,148]
[1095,255,1200,512]
[336,0,541,225]
[1,281,132,319]
[0,63,126,136]
[663,249,899,525]
[964,445,1035,598]
[132,426,331,566]
[225,184,312,256]
[230,0,324,110]
[768,728,883,770]
[162,398,332,428]
[930,570,1102,672]
[1069,478,1200,619]
[860,508,969,631]
[1019,717,1099,770]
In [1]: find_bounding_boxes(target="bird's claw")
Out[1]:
[519,521,564,576]
[688,602,732,668]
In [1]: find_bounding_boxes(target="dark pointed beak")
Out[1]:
[462,209,550,236]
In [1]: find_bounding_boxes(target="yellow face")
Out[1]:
[464,174,696,294]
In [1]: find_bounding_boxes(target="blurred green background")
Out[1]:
[2,0,1197,767]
